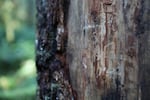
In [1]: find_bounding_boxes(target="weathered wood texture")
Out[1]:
[36,0,150,100]
[68,0,138,100]
[68,0,150,99]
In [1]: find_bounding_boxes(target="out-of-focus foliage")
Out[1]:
[0,0,36,100]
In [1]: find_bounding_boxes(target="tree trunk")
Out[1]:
[36,0,150,100]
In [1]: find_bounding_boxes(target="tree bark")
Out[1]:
[36,0,73,99]
[36,0,150,100]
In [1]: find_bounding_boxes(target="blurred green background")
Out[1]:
[0,0,36,100]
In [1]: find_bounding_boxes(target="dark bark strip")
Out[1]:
[136,0,150,99]
[36,0,73,99]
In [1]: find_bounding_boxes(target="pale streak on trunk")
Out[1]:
[67,0,141,99]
